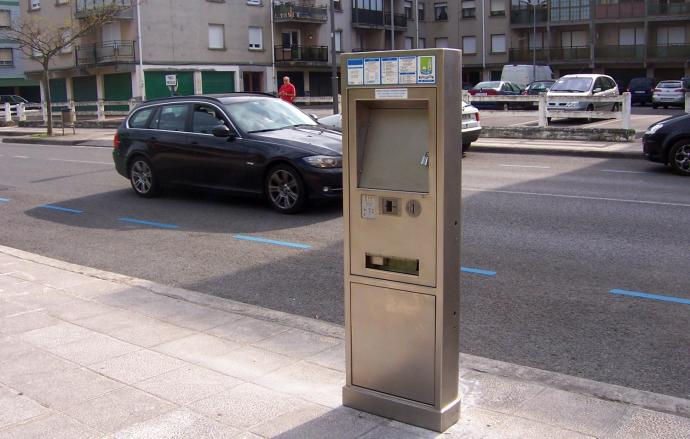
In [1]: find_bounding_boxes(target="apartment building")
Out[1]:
[0,0,40,101]
[21,0,274,104]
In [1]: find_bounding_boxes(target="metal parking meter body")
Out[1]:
[341,48,462,432]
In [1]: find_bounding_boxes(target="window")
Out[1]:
[209,24,225,49]
[157,105,188,132]
[462,36,477,54]
[61,29,72,54]
[32,47,41,58]
[434,2,448,20]
[192,104,227,135]
[249,26,263,50]
[356,0,383,11]
[560,30,587,47]
[528,31,544,49]
[657,27,685,45]
[30,0,40,10]
[419,38,426,48]
[619,28,644,46]
[490,0,505,16]
[435,37,448,48]
[56,0,68,4]
[491,34,506,53]
[404,0,413,18]
[418,2,425,20]
[404,37,414,49]
[0,48,12,66]
[129,107,155,129]
[462,1,476,18]
[0,10,10,28]
[333,0,342,11]
[335,31,342,52]
[246,0,261,5]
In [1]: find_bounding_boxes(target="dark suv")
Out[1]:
[113,94,342,213]
[627,77,657,106]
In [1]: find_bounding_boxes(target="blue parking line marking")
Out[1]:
[0,197,9,203]
[234,234,311,250]
[39,204,83,214]
[118,217,179,229]
[461,266,497,276]
[609,289,690,306]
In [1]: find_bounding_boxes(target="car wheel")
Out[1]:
[663,105,668,109]
[462,143,471,153]
[652,104,658,109]
[265,164,307,214]
[128,156,159,198]
[669,140,690,176]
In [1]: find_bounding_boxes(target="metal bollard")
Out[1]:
[3,102,11,123]
[622,92,631,130]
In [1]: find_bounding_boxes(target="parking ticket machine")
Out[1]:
[341,49,462,432]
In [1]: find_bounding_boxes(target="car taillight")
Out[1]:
[653,88,661,92]
[675,88,686,92]
[522,90,528,95]
[474,113,480,122]
[113,132,120,150]
[486,89,498,95]
[468,90,476,95]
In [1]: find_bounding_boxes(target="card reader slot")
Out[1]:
[365,254,420,276]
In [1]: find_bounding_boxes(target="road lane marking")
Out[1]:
[48,158,112,165]
[234,234,311,250]
[0,197,9,203]
[600,169,648,174]
[38,204,83,214]
[463,188,690,208]
[12,155,29,159]
[610,289,690,306]
[499,164,551,169]
[118,217,179,229]
[461,266,497,276]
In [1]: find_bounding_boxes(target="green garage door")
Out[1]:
[201,71,235,94]
[49,78,67,110]
[73,75,98,111]
[144,71,194,99]
[104,73,132,111]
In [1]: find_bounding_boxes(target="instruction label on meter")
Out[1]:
[361,194,377,219]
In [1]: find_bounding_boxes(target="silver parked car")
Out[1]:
[652,80,686,109]
[547,74,620,113]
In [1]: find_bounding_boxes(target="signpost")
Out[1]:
[165,74,178,96]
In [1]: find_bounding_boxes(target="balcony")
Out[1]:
[75,0,133,19]
[648,0,690,15]
[273,2,328,24]
[595,45,644,61]
[510,7,548,25]
[508,48,548,63]
[647,44,690,59]
[593,0,645,19]
[274,45,328,64]
[550,6,590,22]
[76,40,136,66]
[352,8,407,30]
[550,46,590,61]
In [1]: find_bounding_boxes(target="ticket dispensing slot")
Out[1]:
[365,254,419,276]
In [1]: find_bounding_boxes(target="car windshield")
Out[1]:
[473,81,500,90]
[550,77,593,93]
[629,78,652,87]
[530,82,552,91]
[224,98,317,133]
[658,81,682,88]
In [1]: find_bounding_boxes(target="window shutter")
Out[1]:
[209,24,224,49]
[0,48,12,65]
[249,27,262,49]
[463,37,476,54]
[0,11,11,28]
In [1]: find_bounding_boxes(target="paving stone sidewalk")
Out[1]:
[1,245,689,438]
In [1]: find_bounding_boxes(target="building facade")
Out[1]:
[0,0,39,101]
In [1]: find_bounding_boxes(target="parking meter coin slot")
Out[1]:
[380,197,401,215]
[365,254,420,276]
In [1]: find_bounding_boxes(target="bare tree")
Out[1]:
[2,1,137,135]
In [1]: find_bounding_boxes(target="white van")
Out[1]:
[547,74,620,112]
[500,65,553,88]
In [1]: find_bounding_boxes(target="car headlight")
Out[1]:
[646,123,663,135]
[304,155,342,168]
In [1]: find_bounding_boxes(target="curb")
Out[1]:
[1,244,688,419]
[472,144,644,160]
[1,137,110,147]
[481,126,637,143]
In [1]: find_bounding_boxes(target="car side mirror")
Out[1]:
[212,125,231,138]
[593,88,602,93]
[309,113,319,121]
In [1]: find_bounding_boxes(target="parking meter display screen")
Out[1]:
[358,107,429,193]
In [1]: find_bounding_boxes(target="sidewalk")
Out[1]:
[0,126,643,158]
[1,245,688,438]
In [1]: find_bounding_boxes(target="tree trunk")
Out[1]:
[42,65,53,136]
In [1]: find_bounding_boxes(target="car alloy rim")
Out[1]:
[131,161,152,194]
[268,170,299,209]
[674,144,690,173]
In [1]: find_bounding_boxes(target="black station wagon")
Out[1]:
[113,94,342,213]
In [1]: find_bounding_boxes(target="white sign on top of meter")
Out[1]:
[364,58,381,85]
[381,57,399,85]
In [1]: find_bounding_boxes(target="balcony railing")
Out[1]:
[75,0,133,19]
[273,2,328,23]
[508,48,548,63]
[595,45,644,61]
[510,7,548,25]
[550,6,590,21]
[76,40,136,66]
[593,0,645,18]
[647,44,690,59]
[352,8,407,29]
[550,46,590,61]
[274,45,328,63]
[648,0,690,15]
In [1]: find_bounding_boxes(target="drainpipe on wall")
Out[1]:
[136,0,145,100]
[481,0,486,80]
[270,1,277,94]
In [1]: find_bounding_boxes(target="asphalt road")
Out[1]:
[0,141,688,399]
